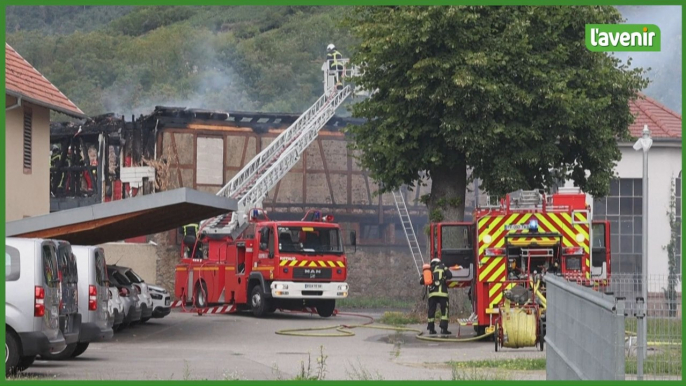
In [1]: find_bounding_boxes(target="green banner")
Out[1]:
[585,24,661,52]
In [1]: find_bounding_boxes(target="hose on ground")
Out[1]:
[274,310,494,342]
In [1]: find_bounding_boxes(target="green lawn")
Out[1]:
[625,318,682,342]
[448,358,546,371]
[336,296,414,310]
[626,347,682,376]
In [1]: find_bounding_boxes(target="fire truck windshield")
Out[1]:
[277,226,343,254]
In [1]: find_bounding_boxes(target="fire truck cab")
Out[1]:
[430,188,612,334]
[175,209,354,317]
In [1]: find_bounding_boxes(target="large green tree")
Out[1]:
[344,6,649,222]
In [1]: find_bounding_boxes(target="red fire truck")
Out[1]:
[174,209,355,317]
[429,188,611,335]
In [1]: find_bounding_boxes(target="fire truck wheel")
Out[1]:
[316,300,336,318]
[194,281,208,308]
[250,286,269,317]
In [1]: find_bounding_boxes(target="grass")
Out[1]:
[449,358,546,371]
[337,296,414,310]
[626,347,682,376]
[451,367,512,381]
[625,318,682,342]
[379,311,421,326]
[345,360,385,380]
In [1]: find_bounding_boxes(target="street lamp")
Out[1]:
[632,124,652,377]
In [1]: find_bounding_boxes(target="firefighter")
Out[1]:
[180,223,200,258]
[420,258,453,335]
[326,44,344,90]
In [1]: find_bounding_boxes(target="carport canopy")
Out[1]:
[6,188,237,245]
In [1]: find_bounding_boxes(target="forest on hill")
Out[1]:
[6,6,681,119]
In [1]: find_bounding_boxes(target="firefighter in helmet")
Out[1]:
[326,44,344,90]
[420,258,453,335]
[180,223,200,258]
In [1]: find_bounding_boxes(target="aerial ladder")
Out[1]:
[392,187,425,275]
[198,58,364,239]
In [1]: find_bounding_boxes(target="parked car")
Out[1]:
[41,240,82,360]
[68,246,114,358]
[108,287,125,331]
[106,266,142,328]
[109,266,153,323]
[5,238,65,375]
[147,284,172,319]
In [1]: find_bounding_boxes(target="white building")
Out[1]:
[567,95,681,279]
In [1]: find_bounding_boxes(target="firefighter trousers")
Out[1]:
[427,296,449,329]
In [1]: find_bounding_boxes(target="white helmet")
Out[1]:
[431,258,440,265]
[327,44,335,51]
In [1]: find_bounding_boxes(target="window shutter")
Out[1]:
[23,108,33,173]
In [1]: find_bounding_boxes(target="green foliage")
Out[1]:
[449,358,546,371]
[6,6,355,118]
[378,311,420,325]
[343,6,649,205]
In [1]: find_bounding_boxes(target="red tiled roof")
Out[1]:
[629,94,681,139]
[5,43,85,118]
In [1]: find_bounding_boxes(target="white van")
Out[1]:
[68,246,114,358]
[5,238,66,375]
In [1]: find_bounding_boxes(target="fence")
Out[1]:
[545,275,626,380]
[609,273,682,380]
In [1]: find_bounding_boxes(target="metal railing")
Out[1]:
[545,275,626,380]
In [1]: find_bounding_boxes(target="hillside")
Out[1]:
[6,6,681,119]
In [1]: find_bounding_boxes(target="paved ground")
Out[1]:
[20,309,546,380]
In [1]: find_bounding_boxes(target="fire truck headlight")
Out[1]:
[274,284,288,290]
[483,234,492,244]
[338,284,348,291]
[575,233,585,243]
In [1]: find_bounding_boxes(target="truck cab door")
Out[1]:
[437,223,475,283]
[591,221,611,280]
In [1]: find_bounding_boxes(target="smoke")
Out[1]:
[614,6,682,113]
[101,34,257,118]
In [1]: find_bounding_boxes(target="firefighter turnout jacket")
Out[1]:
[420,263,453,298]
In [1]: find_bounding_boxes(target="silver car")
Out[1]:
[107,266,142,328]
[147,284,171,319]
[110,266,154,323]
[5,238,65,375]
[108,287,125,331]
[70,246,114,357]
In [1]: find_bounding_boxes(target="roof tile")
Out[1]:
[629,94,681,139]
[5,43,84,117]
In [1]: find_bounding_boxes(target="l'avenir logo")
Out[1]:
[585,24,661,52]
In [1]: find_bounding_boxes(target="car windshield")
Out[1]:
[124,269,144,284]
[277,226,343,254]
[41,245,59,288]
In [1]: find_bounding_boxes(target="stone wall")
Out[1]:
[99,242,158,284]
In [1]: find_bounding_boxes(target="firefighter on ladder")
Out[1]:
[420,258,453,335]
[326,44,344,90]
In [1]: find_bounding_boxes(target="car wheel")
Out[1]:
[40,343,77,360]
[70,342,90,358]
[16,355,35,372]
[6,331,20,376]
[316,300,336,318]
[141,317,151,323]
[250,285,269,317]
[194,281,208,309]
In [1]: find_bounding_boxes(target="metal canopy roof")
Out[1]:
[6,188,236,245]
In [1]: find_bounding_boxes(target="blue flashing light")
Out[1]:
[528,220,539,230]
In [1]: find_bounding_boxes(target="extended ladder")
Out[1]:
[392,188,425,275]
[200,65,357,239]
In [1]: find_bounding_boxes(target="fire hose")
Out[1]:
[274,310,494,342]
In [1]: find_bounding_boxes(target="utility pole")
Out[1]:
[632,125,652,376]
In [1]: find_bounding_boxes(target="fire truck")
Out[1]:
[429,188,612,335]
[172,58,364,317]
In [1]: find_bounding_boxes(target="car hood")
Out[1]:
[147,284,168,293]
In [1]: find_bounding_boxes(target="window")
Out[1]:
[124,269,144,284]
[23,108,32,173]
[441,225,472,249]
[593,178,642,275]
[196,136,224,185]
[5,245,21,281]
[41,244,59,288]
[676,172,682,272]
[277,226,343,253]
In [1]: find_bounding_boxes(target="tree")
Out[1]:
[343,6,649,222]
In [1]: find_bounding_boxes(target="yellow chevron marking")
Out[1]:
[561,213,589,240]
[308,261,317,267]
[489,283,503,298]
[327,261,335,267]
[299,261,308,267]
[537,215,572,247]
[478,258,500,281]
[287,261,296,267]
[573,212,588,224]
[317,261,326,267]
[486,263,506,283]
[337,261,345,267]
[480,257,491,265]
[280,260,288,266]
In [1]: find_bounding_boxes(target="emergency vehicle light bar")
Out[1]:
[485,248,506,257]
[563,247,584,255]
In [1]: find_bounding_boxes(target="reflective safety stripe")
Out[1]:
[279,260,345,268]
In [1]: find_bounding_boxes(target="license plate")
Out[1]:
[304,284,322,289]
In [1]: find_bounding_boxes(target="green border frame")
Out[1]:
[1,1,684,384]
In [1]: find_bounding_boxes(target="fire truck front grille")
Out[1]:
[302,291,323,296]
[293,268,332,279]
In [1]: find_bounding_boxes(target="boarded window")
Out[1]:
[23,108,32,172]
[196,137,224,185]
